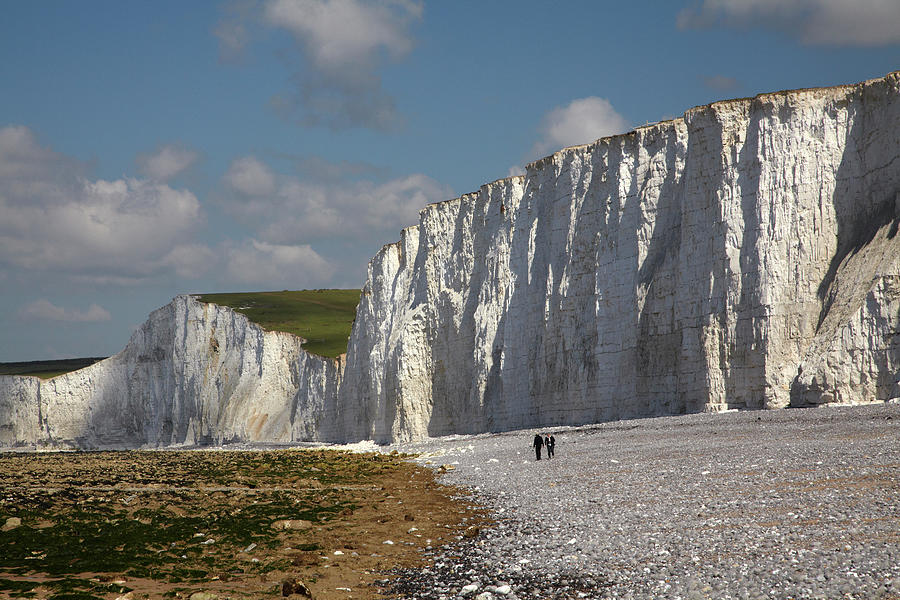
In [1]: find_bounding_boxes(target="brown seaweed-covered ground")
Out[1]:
[0,449,483,600]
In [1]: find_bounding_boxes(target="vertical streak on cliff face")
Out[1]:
[339,179,528,442]
[336,226,422,443]
[672,105,720,413]
[590,137,634,420]
[746,89,846,408]
[791,74,900,405]
[634,121,687,417]
[0,376,40,446]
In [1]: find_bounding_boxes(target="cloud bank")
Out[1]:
[222,154,452,243]
[224,239,332,285]
[137,145,199,182]
[18,299,112,323]
[262,0,423,130]
[218,154,453,287]
[678,0,900,46]
[0,125,454,296]
[530,97,630,159]
[0,126,208,284]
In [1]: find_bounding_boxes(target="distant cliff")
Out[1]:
[0,297,341,448]
[2,71,899,448]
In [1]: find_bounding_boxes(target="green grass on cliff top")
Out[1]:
[0,290,361,377]
[196,289,361,359]
[0,357,106,379]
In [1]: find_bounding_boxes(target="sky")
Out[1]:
[1,0,899,362]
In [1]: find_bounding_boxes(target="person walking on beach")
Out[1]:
[533,433,544,460]
[546,434,555,458]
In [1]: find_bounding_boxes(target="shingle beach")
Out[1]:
[384,404,900,600]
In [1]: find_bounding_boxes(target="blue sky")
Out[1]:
[1,0,898,362]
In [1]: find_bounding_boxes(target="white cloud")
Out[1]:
[137,145,199,181]
[18,299,112,323]
[0,125,205,283]
[161,244,218,279]
[261,0,423,130]
[0,124,81,182]
[221,156,452,242]
[677,0,900,46]
[531,97,630,159]
[225,239,332,285]
[702,75,741,92]
[218,154,455,288]
[265,0,419,69]
[1,177,201,273]
[507,165,525,178]
[225,156,277,196]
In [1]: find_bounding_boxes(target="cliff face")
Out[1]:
[338,71,900,442]
[0,297,341,448]
[2,72,899,448]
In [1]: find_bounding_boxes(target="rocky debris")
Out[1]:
[271,519,313,531]
[379,536,609,600]
[281,578,311,597]
[389,403,900,600]
[462,525,480,539]
[0,448,477,600]
[1,516,21,531]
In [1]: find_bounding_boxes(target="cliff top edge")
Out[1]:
[529,69,900,170]
[415,71,899,219]
[369,70,899,270]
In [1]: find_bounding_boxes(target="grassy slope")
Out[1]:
[196,289,361,359]
[0,357,106,379]
[0,290,361,377]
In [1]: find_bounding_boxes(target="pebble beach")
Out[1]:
[384,404,900,600]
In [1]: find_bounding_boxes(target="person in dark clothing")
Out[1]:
[533,433,543,460]
[546,434,555,458]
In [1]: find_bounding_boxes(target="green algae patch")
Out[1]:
[0,449,480,600]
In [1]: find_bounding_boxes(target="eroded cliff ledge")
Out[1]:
[2,72,899,448]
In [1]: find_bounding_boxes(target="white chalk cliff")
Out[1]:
[0,298,342,448]
[2,72,899,448]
